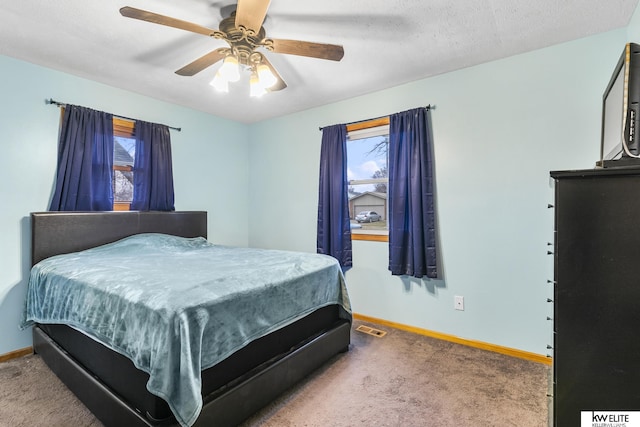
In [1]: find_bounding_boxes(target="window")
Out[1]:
[347,117,389,242]
[50,105,174,212]
[113,118,135,211]
[320,107,435,275]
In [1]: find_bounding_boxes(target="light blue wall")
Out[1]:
[628,2,640,40]
[248,29,628,355]
[0,55,250,355]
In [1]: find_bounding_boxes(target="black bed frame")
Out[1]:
[30,211,351,427]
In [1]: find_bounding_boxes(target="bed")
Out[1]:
[23,211,352,427]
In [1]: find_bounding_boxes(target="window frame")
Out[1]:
[347,117,390,242]
[113,118,135,211]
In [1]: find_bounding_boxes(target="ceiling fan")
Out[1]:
[119,0,345,96]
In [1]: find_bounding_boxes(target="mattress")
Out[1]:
[22,233,352,426]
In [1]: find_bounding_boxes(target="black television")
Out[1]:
[599,42,640,168]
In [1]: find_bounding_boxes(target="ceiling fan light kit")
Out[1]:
[119,0,344,97]
[208,52,276,97]
[212,51,278,97]
[256,62,277,89]
[219,55,241,82]
[209,71,229,92]
[249,70,267,97]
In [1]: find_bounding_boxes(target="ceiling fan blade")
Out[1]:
[267,39,344,61]
[175,48,228,76]
[260,56,287,92]
[120,6,216,37]
[235,0,271,34]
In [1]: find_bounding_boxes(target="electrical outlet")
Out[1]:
[454,295,464,311]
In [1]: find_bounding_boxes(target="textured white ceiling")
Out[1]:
[0,0,638,123]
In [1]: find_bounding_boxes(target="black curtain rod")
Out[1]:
[318,104,433,131]
[46,98,182,132]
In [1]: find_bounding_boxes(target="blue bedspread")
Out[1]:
[22,234,351,426]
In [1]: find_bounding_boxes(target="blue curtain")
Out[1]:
[388,108,437,278]
[131,121,175,211]
[317,124,352,268]
[49,105,114,211]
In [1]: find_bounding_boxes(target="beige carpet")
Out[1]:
[0,320,550,427]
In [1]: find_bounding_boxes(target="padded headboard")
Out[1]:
[31,211,207,266]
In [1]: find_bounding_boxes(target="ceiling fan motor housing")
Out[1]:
[217,13,267,67]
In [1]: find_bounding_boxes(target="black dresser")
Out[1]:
[550,167,640,426]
